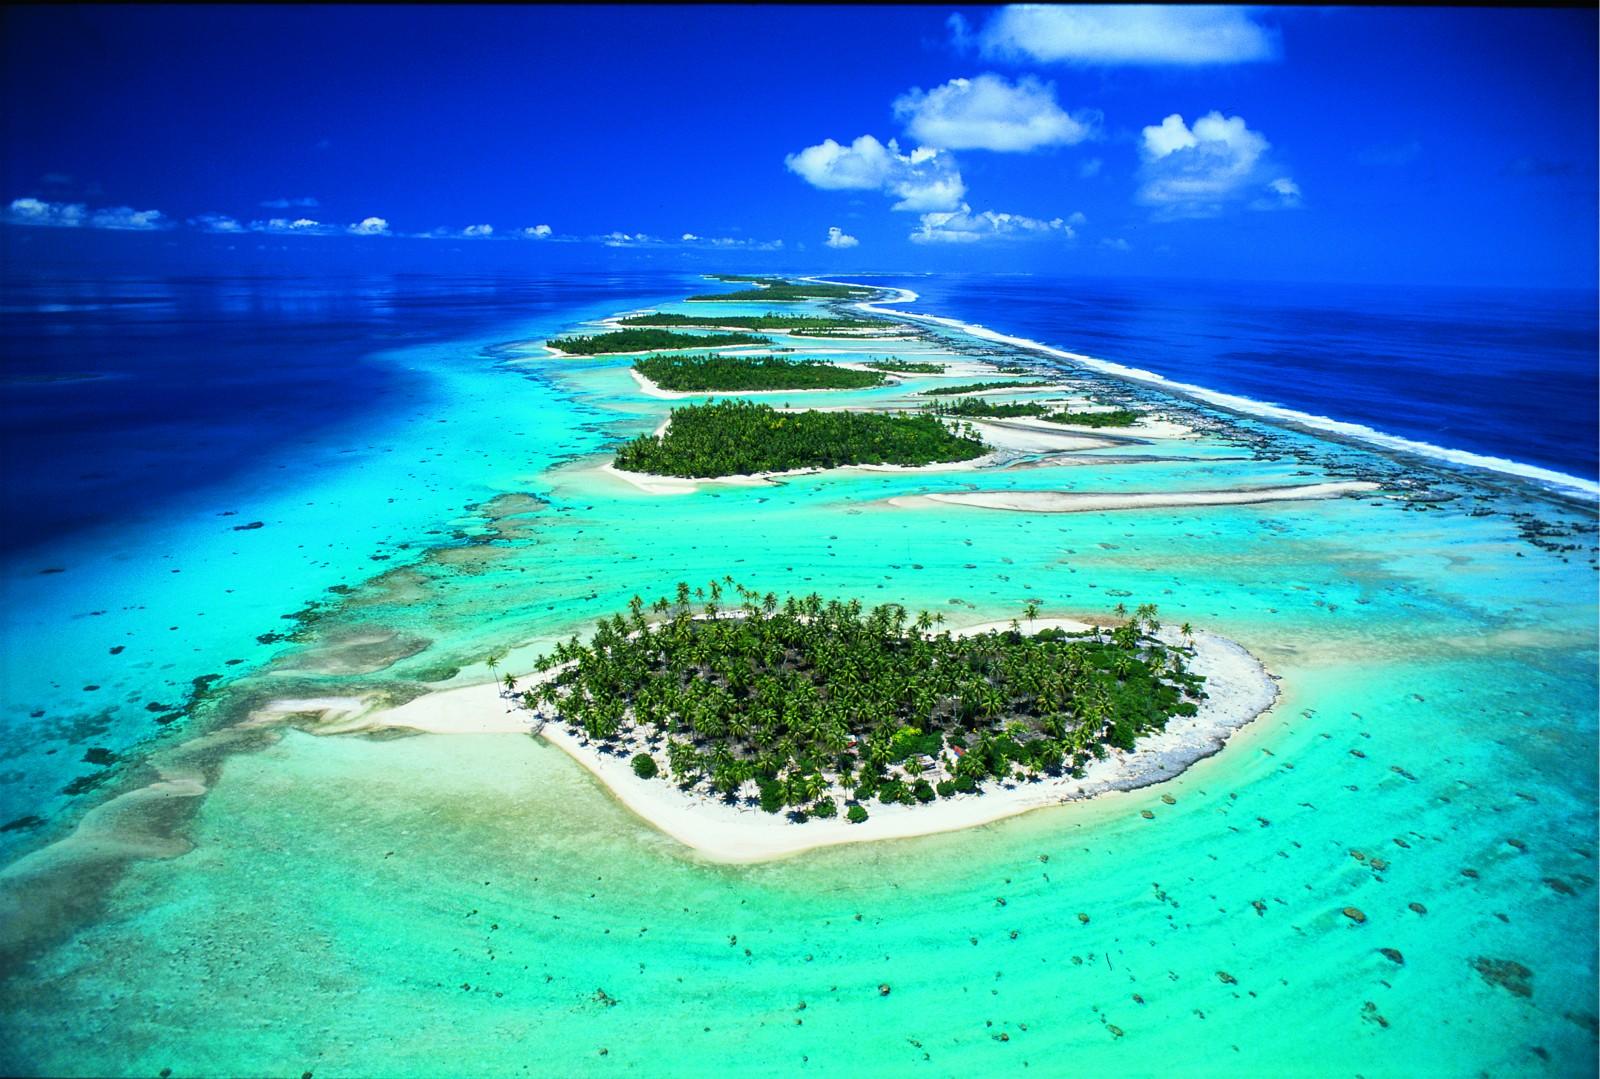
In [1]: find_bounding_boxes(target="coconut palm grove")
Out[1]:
[522,582,1200,819]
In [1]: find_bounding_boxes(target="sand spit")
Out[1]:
[896,481,1382,514]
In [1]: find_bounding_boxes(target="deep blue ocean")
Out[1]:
[0,271,698,554]
[858,273,1599,484]
[4,271,1595,565]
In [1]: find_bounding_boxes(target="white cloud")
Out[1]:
[1079,157,1104,179]
[825,226,859,249]
[978,5,1278,66]
[785,135,965,212]
[909,202,1076,244]
[1252,176,1303,211]
[348,216,390,235]
[523,224,553,238]
[250,217,333,235]
[6,197,87,227]
[88,206,167,231]
[260,196,319,209]
[462,224,494,237]
[603,232,658,247]
[893,74,1094,153]
[192,213,243,233]
[1138,111,1296,217]
[676,233,786,251]
[1100,237,1131,251]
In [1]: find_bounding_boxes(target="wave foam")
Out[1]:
[838,282,1599,500]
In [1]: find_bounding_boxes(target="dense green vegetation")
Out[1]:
[917,380,1052,396]
[925,398,1142,427]
[1043,409,1140,428]
[995,364,1036,374]
[688,279,875,303]
[620,312,890,332]
[707,274,785,284]
[520,584,1202,819]
[549,328,767,355]
[633,354,885,392]
[864,360,946,374]
[613,399,985,477]
[930,398,1052,419]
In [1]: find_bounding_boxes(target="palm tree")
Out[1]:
[1023,600,1040,627]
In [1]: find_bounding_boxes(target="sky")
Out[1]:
[3,4,1596,287]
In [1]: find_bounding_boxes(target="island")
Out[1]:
[619,312,892,332]
[864,359,947,373]
[632,354,885,393]
[917,380,1052,396]
[612,399,986,477]
[547,328,768,355]
[687,278,876,302]
[927,398,1142,428]
[519,587,1206,822]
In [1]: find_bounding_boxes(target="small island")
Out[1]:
[927,398,1142,428]
[619,312,891,332]
[687,278,876,303]
[633,354,885,393]
[864,359,946,373]
[918,380,1052,396]
[547,328,768,355]
[520,586,1204,822]
[613,399,986,477]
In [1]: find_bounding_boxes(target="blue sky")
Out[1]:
[3,5,1595,287]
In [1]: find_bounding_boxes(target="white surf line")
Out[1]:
[805,276,1600,501]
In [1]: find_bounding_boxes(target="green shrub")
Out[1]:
[912,779,936,803]
[936,780,957,798]
[758,778,786,814]
[812,798,838,819]
[631,753,659,779]
[846,804,869,824]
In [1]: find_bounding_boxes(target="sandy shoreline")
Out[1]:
[894,480,1382,514]
[251,616,1276,863]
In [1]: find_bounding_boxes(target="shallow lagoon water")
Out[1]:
[0,275,1594,1076]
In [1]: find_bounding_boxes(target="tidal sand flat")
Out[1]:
[1,273,1595,1078]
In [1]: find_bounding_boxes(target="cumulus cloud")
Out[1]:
[677,233,785,251]
[260,196,319,209]
[977,5,1278,66]
[893,74,1094,153]
[1138,111,1297,217]
[603,232,658,247]
[785,135,965,212]
[87,206,167,230]
[1260,176,1302,208]
[192,213,243,233]
[7,198,170,231]
[522,224,553,238]
[825,226,859,249]
[1100,237,1131,251]
[462,224,494,237]
[348,216,390,235]
[249,217,333,235]
[909,203,1076,244]
[6,197,87,227]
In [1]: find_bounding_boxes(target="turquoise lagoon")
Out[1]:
[0,278,1595,1077]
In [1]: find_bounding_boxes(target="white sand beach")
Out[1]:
[247,616,1276,863]
[896,480,1382,514]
